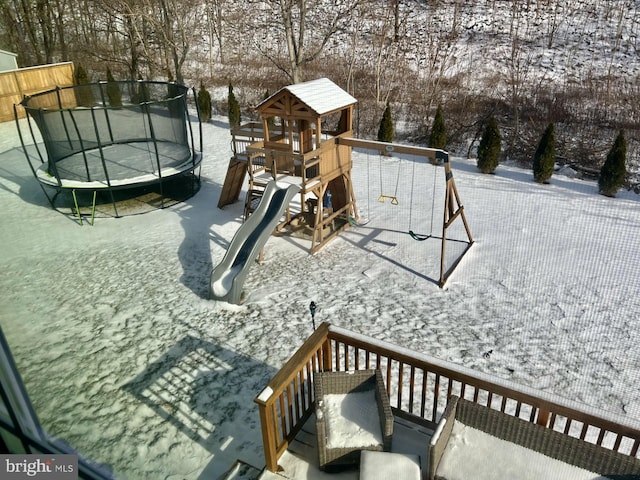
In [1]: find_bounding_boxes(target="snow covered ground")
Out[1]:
[0,115,639,479]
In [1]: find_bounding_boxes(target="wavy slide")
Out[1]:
[209,181,300,304]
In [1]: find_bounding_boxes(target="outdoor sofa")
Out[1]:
[429,395,640,480]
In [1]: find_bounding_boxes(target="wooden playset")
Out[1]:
[217,77,473,287]
[218,78,358,254]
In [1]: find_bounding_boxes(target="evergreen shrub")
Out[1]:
[533,123,555,183]
[599,130,627,197]
[477,117,501,174]
[429,104,447,150]
[228,83,240,128]
[105,68,122,107]
[198,83,212,122]
[74,65,94,107]
[377,103,394,143]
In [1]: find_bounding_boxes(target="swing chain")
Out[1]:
[378,152,401,205]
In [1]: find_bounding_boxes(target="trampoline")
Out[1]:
[16,80,203,218]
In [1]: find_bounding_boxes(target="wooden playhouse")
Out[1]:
[218,78,358,253]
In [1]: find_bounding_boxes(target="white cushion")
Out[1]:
[322,391,383,448]
[359,451,421,480]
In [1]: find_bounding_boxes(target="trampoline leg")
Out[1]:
[72,189,83,226]
[72,189,97,226]
[89,191,97,226]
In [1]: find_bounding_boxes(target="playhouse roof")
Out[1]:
[257,78,357,118]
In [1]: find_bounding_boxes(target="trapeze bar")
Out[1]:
[377,194,399,205]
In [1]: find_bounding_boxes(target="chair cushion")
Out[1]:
[322,390,383,448]
[359,451,421,480]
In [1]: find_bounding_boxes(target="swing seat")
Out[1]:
[349,216,370,227]
[377,194,398,205]
[409,230,431,241]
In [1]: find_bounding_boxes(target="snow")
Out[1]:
[212,265,240,297]
[359,451,421,480]
[0,114,639,479]
[436,421,611,480]
[320,391,382,449]
[256,387,273,403]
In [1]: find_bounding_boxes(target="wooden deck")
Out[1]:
[253,323,640,478]
[258,414,433,480]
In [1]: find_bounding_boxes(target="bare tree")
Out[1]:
[205,0,226,68]
[251,0,360,83]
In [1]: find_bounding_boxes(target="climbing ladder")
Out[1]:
[218,122,266,209]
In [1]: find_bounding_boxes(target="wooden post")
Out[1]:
[321,336,332,372]
[256,398,281,472]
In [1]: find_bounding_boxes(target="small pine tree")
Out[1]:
[228,83,240,128]
[533,123,556,184]
[197,83,212,122]
[377,102,394,143]
[428,104,447,150]
[599,130,627,197]
[477,117,501,174]
[74,64,94,106]
[105,68,122,107]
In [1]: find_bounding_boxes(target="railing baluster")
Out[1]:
[305,361,313,408]
[613,433,622,451]
[549,412,558,429]
[564,418,573,435]
[355,346,360,370]
[409,365,416,414]
[386,357,392,397]
[286,385,294,434]
[397,363,404,408]
[432,373,441,422]
[487,391,493,408]
[500,396,507,413]
[596,428,606,446]
[420,370,427,419]
[345,343,350,371]
[580,423,589,441]
[278,395,287,440]
[630,438,639,457]
[293,374,301,422]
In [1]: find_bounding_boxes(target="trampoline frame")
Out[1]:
[15,80,203,218]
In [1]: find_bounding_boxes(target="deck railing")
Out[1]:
[254,322,640,473]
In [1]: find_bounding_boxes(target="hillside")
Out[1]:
[213,0,640,184]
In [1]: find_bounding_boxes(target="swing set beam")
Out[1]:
[337,137,474,288]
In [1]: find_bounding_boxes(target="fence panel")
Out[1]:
[0,62,74,123]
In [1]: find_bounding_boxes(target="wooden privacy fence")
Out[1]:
[0,61,74,123]
[254,322,640,473]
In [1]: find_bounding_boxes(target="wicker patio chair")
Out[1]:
[429,395,640,480]
[314,369,393,470]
